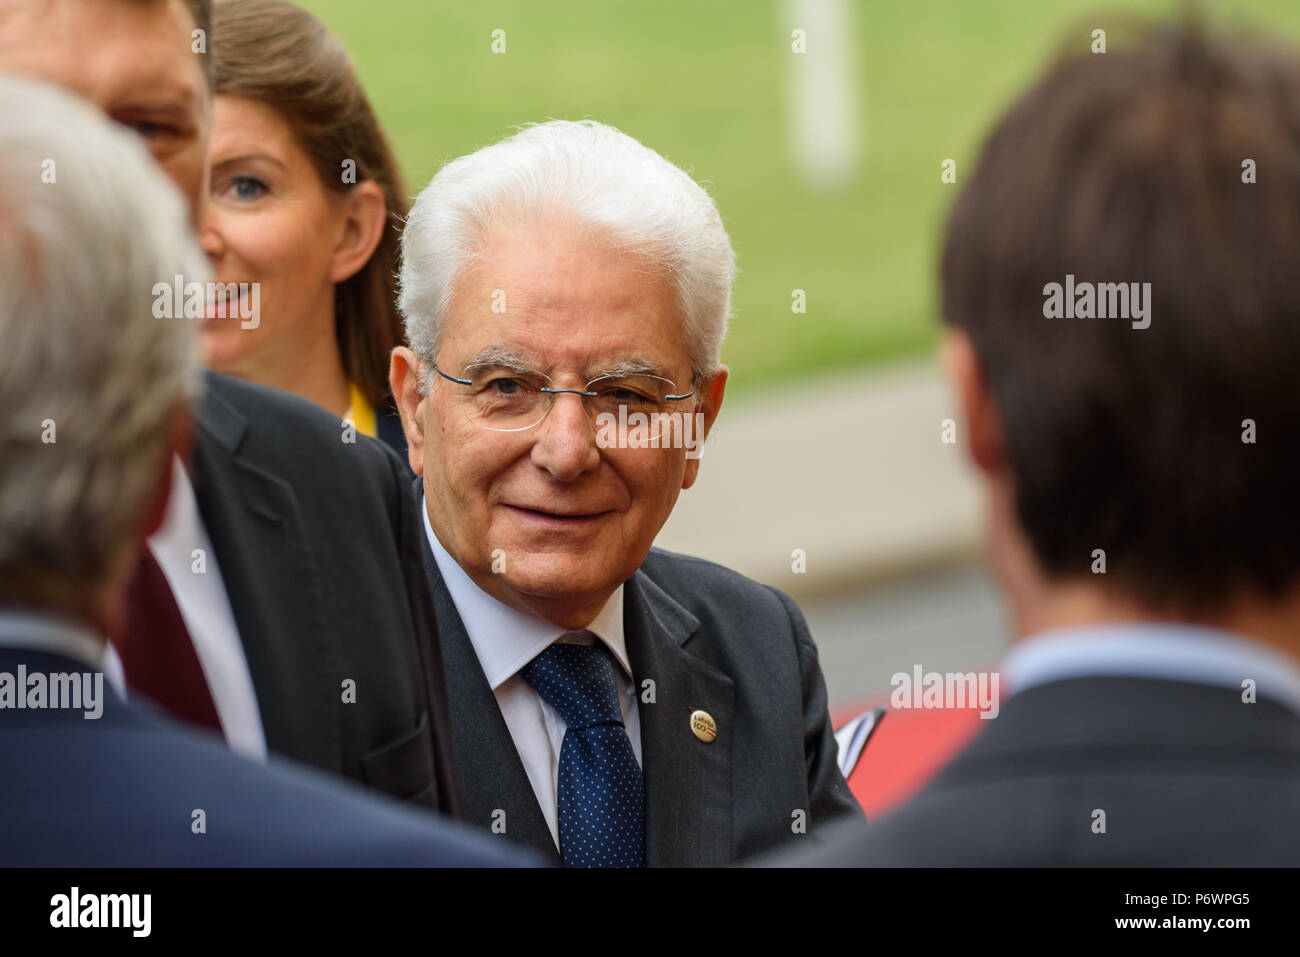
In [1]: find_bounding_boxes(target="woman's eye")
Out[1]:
[226,176,267,201]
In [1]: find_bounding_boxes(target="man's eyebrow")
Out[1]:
[122,98,194,114]
[116,79,202,115]
[462,348,537,372]
[589,357,673,380]
[458,351,675,380]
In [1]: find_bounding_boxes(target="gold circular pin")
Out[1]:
[690,709,717,743]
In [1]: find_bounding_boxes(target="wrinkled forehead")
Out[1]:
[0,0,206,114]
[438,218,694,381]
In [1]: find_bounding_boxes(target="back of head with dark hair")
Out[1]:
[941,18,1300,611]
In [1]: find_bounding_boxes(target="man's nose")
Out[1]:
[529,390,600,481]
[198,214,225,261]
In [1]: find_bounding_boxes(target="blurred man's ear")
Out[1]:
[138,404,194,540]
[101,405,191,641]
[389,347,426,476]
[682,364,727,490]
[939,329,1005,477]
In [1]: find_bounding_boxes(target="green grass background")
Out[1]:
[298,0,1300,395]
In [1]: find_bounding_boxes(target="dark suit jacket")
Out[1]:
[0,647,524,866]
[419,478,863,865]
[188,373,457,812]
[775,675,1300,866]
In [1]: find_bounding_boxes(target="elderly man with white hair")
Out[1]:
[0,74,525,867]
[390,120,863,866]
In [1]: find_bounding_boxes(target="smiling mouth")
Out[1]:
[504,505,612,525]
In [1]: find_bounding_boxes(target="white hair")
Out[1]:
[398,120,735,387]
[0,74,207,596]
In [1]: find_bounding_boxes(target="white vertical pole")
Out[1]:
[784,0,862,191]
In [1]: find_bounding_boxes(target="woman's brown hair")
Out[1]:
[211,0,406,411]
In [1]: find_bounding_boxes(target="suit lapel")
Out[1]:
[417,499,560,862]
[191,384,338,772]
[624,570,736,866]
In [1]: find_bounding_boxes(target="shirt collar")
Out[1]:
[422,503,630,690]
[0,607,123,695]
[1003,621,1300,716]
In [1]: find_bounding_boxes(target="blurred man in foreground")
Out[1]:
[0,75,525,866]
[782,20,1300,866]
[0,0,459,811]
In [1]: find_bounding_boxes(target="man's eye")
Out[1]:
[488,378,524,396]
[129,121,176,140]
[604,387,652,403]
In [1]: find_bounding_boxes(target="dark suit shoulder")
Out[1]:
[777,676,1300,866]
[0,688,528,867]
[199,371,405,490]
[639,546,796,621]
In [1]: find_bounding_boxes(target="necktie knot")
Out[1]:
[520,640,624,731]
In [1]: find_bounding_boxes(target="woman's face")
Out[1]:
[200,95,345,379]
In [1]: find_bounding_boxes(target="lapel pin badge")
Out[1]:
[689,709,717,743]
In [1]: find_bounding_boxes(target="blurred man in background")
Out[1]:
[0,0,460,812]
[784,19,1300,866]
[0,75,523,865]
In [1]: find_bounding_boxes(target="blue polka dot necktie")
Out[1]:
[520,640,646,868]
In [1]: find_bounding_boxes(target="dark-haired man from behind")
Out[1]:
[781,20,1300,866]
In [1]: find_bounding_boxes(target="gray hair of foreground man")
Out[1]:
[0,74,207,604]
[398,119,736,384]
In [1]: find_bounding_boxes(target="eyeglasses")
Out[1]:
[431,361,696,433]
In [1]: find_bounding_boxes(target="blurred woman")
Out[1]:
[202,0,409,458]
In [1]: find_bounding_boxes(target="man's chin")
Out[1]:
[500,566,610,601]
[490,556,636,611]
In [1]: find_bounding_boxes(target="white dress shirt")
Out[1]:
[423,505,642,849]
[103,456,266,760]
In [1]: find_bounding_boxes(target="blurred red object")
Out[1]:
[831,698,985,819]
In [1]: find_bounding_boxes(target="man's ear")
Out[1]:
[101,404,192,642]
[389,347,427,476]
[328,180,387,284]
[682,364,728,490]
[138,403,194,540]
[939,329,1005,476]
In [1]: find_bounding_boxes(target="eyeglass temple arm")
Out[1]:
[432,364,473,386]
